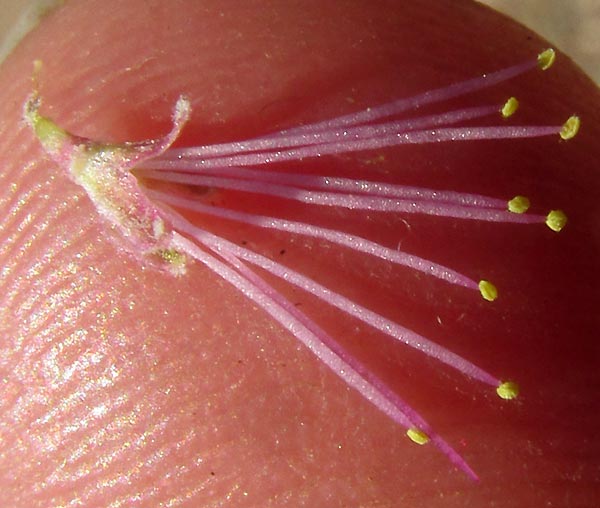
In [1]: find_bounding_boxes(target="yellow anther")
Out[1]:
[546,210,567,232]
[501,97,519,118]
[560,116,580,140]
[507,195,530,214]
[407,427,430,445]
[156,248,187,276]
[479,280,498,302]
[537,48,555,70]
[496,381,520,400]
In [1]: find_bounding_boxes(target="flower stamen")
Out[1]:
[24,48,576,480]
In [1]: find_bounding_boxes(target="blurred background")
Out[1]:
[0,0,599,83]
[479,0,599,83]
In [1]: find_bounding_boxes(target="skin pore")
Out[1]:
[0,1,599,507]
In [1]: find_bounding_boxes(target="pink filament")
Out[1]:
[22,49,567,482]
[137,165,508,209]
[146,188,481,290]
[140,169,545,224]
[170,214,482,480]
[150,124,560,169]
[163,104,500,160]
[280,58,538,134]
[171,233,417,429]
[136,52,555,481]
[157,200,500,388]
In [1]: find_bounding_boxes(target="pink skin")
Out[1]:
[0,1,599,507]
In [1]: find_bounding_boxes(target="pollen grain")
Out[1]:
[496,381,520,400]
[537,48,556,70]
[478,280,498,302]
[560,116,580,140]
[407,428,430,445]
[546,210,567,232]
[507,195,530,214]
[501,97,519,118]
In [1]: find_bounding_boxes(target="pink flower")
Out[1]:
[24,49,577,480]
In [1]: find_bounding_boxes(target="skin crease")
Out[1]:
[0,0,599,506]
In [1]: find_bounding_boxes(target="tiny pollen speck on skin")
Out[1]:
[24,48,577,481]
